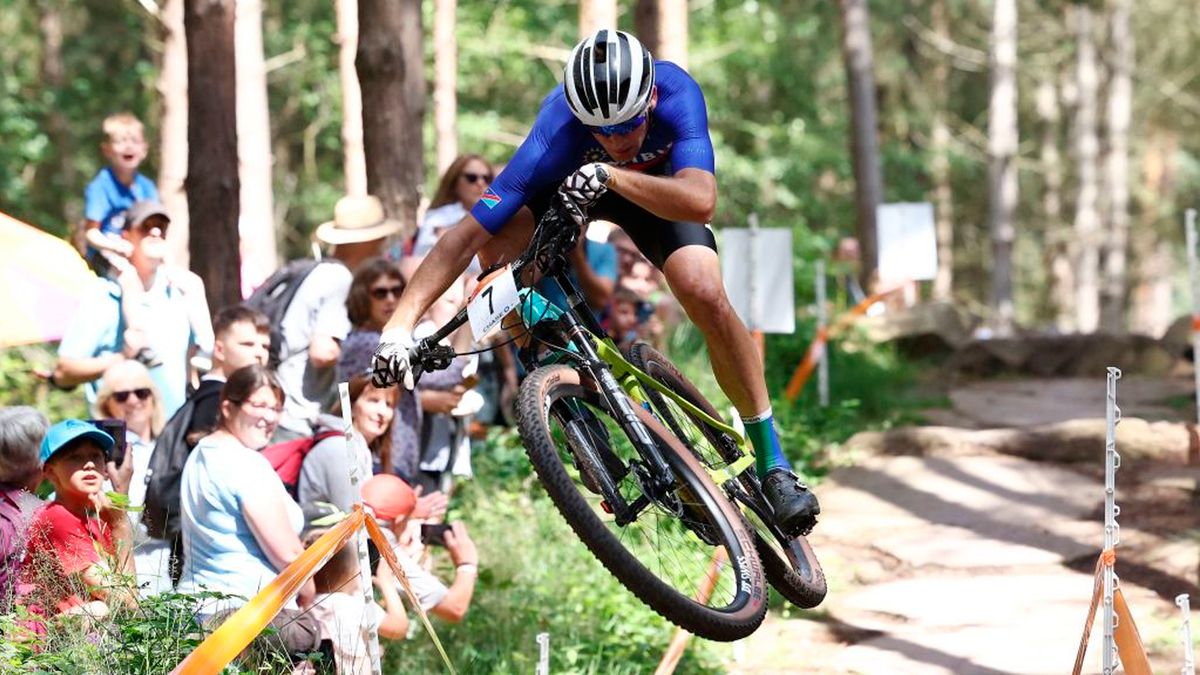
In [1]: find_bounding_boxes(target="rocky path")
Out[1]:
[724,375,1199,674]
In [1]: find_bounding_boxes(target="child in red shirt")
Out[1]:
[21,419,136,619]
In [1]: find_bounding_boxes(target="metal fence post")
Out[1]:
[1103,367,1123,675]
[340,382,382,675]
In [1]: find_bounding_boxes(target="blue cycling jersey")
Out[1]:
[470,61,715,234]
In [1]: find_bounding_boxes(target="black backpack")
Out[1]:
[245,258,332,368]
[143,387,215,541]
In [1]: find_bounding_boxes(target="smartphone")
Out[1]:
[420,522,452,547]
[89,418,127,466]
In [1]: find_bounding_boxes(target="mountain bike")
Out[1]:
[405,198,821,639]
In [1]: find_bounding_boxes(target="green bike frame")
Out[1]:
[592,338,756,487]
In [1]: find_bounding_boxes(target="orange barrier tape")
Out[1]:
[173,507,456,675]
[1071,549,1151,675]
[173,510,366,674]
[784,286,904,403]
[363,513,457,673]
[1113,588,1153,675]
[653,548,729,675]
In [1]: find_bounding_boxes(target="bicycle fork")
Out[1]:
[558,314,678,493]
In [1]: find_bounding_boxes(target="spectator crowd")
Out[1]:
[1,111,681,671]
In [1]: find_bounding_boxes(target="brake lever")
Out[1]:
[409,338,456,387]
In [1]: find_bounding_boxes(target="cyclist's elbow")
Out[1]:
[693,193,717,224]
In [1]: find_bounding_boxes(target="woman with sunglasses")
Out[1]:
[337,258,466,483]
[93,360,170,593]
[411,154,495,258]
[177,364,321,662]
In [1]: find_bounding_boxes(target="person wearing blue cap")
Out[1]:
[20,419,136,618]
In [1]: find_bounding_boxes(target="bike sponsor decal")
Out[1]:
[480,187,502,209]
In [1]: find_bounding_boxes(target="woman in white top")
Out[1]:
[177,364,319,660]
[412,154,495,257]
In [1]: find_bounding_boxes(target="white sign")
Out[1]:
[467,265,521,340]
[877,202,938,282]
[720,227,795,334]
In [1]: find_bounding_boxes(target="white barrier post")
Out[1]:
[1186,209,1199,428]
[1103,367,1123,675]
[340,382,382,675]
[535,632,550,675]
[1179,594,1195,674]
[816,259,829,407]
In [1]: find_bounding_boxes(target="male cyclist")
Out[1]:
[372,29,819,536]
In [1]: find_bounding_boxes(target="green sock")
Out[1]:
[743,409,791,478]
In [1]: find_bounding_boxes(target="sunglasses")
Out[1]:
[113,388,153,403]
[370,285,404,300]
[462,172,492,184]
[589,112,649,138]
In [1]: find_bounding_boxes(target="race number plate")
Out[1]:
[467,265,520,341]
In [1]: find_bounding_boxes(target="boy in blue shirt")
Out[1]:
[81,114,162,366]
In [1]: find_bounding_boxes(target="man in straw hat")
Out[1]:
[272,195,402,441]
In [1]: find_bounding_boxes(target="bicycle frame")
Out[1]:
[413,261,756,491]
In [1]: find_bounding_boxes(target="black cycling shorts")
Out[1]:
[527,185,718,269]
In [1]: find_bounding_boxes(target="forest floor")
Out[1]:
[725,373,1200,674]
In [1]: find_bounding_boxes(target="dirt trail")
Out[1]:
[724,375,1200,674]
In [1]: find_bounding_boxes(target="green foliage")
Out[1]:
[0,587,297,675]
[665,310,919,478]
[0,344,88,421]
[386,428,727,674]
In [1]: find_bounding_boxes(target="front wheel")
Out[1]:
[626,343,828,609]
[516,364,767,641]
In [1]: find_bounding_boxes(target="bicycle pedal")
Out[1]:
[600,500,613,514]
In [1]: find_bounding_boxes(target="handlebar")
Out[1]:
[402,195,588,386]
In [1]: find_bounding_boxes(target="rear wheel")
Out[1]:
[516,364,767,641]
[626,343,828,609]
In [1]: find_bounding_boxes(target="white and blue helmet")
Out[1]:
[563,29,656,127]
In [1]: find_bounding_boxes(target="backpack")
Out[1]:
[260,430,343,499]
[244,259,330,368]
[143,388,213,541]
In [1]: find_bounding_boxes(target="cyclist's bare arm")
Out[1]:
[605,166,717,223]
[382,214,493,334]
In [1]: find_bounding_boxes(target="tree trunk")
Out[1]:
[235,0,277,281]
[1072,3,1101,333]
[1130,131,1178,337]
[838,0,883,286]
[1099,0,1133,332]
[158,0,190,266]
[336,0,368,197]
[1038,76,1072,331]
[580,0,617,37]
[185,0,241,311]
[635,0,659,55]
[929,0,954,302]
[987,0,1018,334]
[635,0,687,67]
[38,2,76,234]
[357,0,423,238]
[433,0,458,175]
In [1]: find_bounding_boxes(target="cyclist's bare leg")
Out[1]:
[661,244,819,533]
[660,245,768,416]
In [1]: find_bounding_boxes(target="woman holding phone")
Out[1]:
[93,360,165,593]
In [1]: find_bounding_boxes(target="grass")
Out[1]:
[0,319,923,673]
